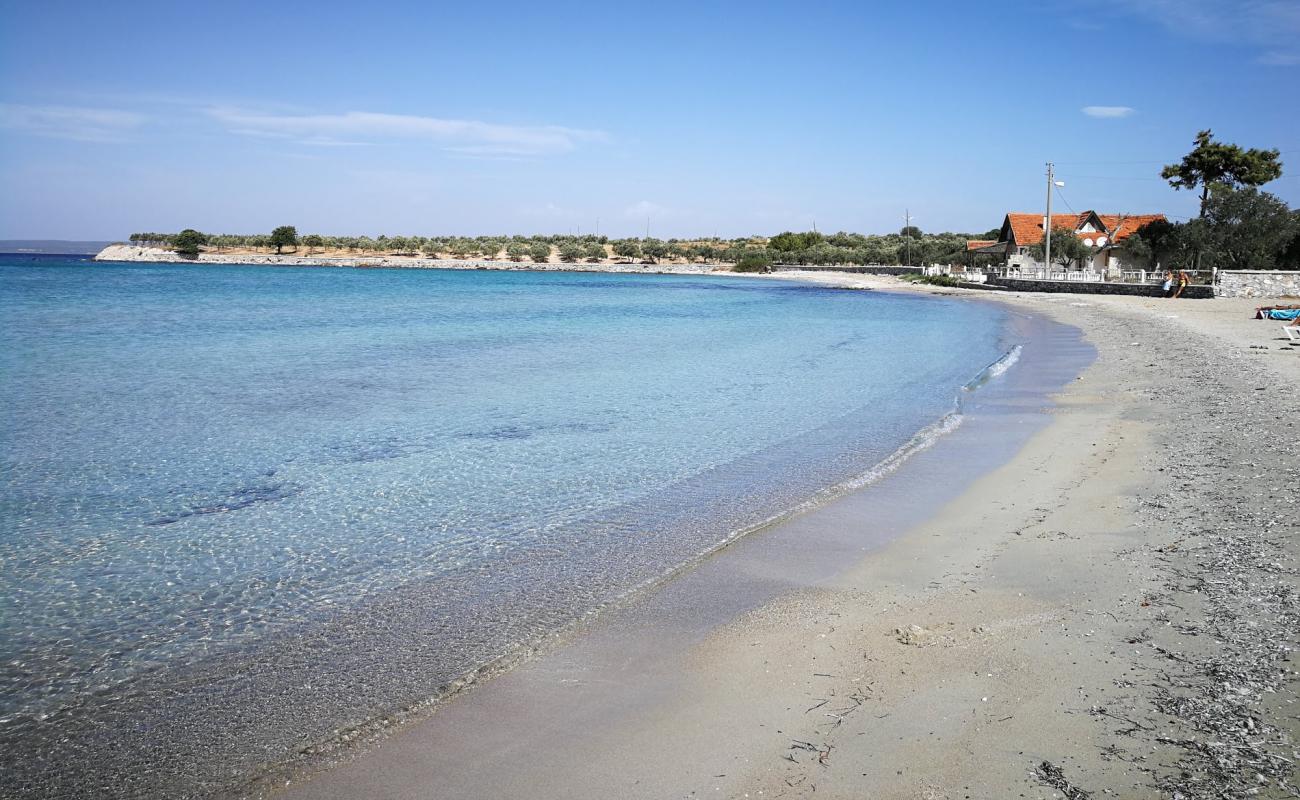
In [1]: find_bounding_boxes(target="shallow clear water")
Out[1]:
[1,255,1010,795]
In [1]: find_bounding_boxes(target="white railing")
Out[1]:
[1001,268,1101,282]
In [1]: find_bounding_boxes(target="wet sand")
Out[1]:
[272,281,1299,799]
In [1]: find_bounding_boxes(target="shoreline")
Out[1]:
[273,279,1300,798]
[3,261,1029,799]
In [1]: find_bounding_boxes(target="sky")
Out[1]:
[1,0,1297,240]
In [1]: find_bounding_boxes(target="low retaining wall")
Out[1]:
[985,275,1214,299]
[1215,270,1300,299]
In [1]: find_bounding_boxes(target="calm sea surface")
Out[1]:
[2,255,1012,795]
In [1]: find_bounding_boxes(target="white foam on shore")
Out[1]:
[963,344,1023,389]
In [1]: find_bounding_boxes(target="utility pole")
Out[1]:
[904,208,912,267]
[646,217,650,239]
[1044,162,1054,272]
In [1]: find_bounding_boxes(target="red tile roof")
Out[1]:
[966,239,998,251]
[1006,213,1086,247]
[1003,212,1166,247]
[1096,214,1167,243]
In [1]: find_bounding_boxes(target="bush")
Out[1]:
[732,252,773,273]
[528,243,551,263]
[901,273,963,287]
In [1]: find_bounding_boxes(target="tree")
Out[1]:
[641,238,669,263]
[612,240,641,261]
[1283,211,1300,269]
[1162,130,1283,216]
[1119,219,1177,269]
[528,243,551,263]
[1199,186,1298,270]
[583,242,606,262]
[506,242,530,262]
[270,225,298,254]
[899,225,923,239]
[558,243,584,262]
[1031,227,1089,267]
[768,231,823,252]
[171,229,206,258]
[302,234,324,254]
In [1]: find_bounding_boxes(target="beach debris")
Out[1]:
[894,624,930,645]
[1033,760,1094,799]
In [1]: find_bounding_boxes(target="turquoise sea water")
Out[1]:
[2,256,1012,796]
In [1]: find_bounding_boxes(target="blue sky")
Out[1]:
[1,0,1297,239]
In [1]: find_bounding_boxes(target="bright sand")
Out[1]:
[270,280,1299,799]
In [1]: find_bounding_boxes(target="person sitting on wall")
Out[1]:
[1162,270,1175,297]
[1172,270,1190,299]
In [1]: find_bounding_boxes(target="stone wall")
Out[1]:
[1215,270,1300,299]
[985,274,1215,299]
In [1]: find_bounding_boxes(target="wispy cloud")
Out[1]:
[1257,50,1300,65]
[0,103,146,142]
[1082,105,1135,118]
[1111,0,1300,64]
[207,107,607,156]
[624,200,669,219]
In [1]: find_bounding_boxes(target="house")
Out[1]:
[968,211,1166,277]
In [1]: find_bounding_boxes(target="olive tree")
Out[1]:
[270,225,298,254]
[1031,227,1089,267]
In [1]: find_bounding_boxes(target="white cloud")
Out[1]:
[207,107,607,156]
[1082,105,1135,118]
[0,103,145,142]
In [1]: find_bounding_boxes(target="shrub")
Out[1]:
[732,252,773,273]
[901,273,963,287]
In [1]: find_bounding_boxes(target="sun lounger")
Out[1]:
[1284,325,1300,343]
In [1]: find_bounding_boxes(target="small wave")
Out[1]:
[960,344,1022,395]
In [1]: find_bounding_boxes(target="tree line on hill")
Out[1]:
[132,225,993,268]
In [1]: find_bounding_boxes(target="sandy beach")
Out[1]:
[260,277,1299,799]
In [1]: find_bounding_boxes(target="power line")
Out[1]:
[1053,185,1078,215]
[1061,174,1168,181]
[1052,147,1298,168]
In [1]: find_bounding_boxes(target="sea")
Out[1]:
[3,254,1021,796]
